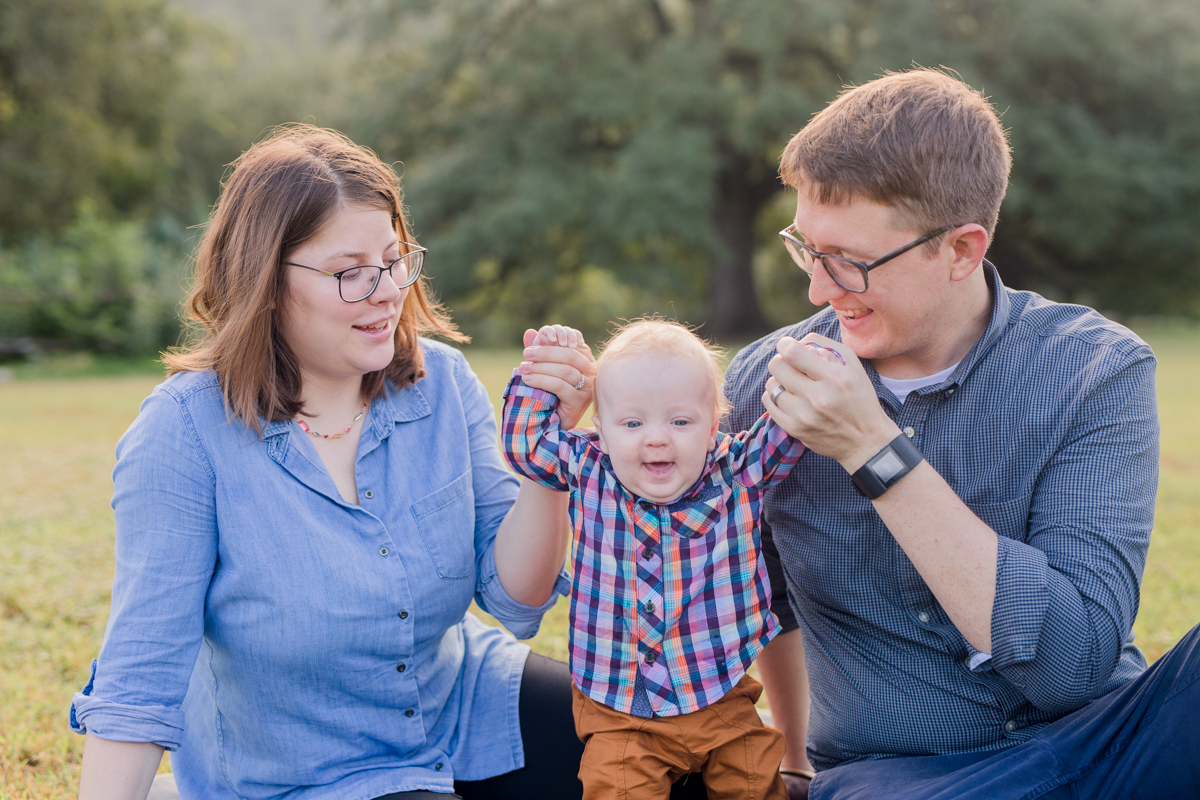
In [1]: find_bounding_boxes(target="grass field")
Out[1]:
[2,329,1198,798]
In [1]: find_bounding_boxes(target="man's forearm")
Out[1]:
[871,461,998,653]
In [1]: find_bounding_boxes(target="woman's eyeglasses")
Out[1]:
[287,244,426,302]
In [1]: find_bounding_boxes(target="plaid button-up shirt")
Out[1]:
[502,373,805,716]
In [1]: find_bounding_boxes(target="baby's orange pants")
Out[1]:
[571,673,787,800]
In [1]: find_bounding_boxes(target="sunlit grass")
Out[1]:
[1,328,1197,797]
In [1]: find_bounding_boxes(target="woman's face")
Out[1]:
[279,203,409,386]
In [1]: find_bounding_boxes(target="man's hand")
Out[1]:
[518,324,595,429]
[763,333,900,473]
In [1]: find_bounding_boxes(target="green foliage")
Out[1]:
[345,0,1200,342]
[0,0,188,242]
[0,202,186,354]
[854,0,1200,315]
[346,0,855,341]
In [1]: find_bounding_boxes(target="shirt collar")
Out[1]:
[260,377,432,442]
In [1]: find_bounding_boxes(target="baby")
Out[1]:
[502,319,840,799]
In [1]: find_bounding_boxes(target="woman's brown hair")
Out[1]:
[165,124,467,433]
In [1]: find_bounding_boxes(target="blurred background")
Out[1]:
[2,3,1200,795]
[1,0,1199,356]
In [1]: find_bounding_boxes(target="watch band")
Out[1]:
[851,432,924,500]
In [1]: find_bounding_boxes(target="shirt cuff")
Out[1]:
[989,535,1051,669]
[476,545,569,640]
[502,372,558,407]
[69,659,184,750]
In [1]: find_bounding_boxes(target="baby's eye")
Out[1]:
[624,421,642,429]
[672,419,690,427]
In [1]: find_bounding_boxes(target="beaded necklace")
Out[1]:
[296,402,367,440]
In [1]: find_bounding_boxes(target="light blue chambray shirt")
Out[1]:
[70,340,566,800]
[724,264,1159,771]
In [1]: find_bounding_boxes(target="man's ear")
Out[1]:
[592,415,607,453]
[947,224,989,282]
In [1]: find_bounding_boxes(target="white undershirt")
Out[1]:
[876,362,992,670]
[877,362,959,405]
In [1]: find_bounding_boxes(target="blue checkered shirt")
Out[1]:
[723,264,1159,770]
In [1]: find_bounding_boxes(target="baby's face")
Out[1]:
[593,351,720,504]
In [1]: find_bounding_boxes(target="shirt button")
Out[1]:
[947,388,956,395]
[379,546,389,557]
[645,651,657,665]
[405,708,415,717]
[904,426,915,438]
[396,663,406,673]
[435,762,444,771]
[642,547,653,560]
[399,610,409,619]
[645,601,655,615]
[1004,720,1017,732]
[918,611,931,623]
[364,490,375,499]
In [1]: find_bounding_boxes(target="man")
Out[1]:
[725,69,1199,799]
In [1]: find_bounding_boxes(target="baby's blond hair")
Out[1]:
[594,318,730,417]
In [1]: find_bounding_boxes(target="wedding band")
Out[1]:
[770,384,786,405]
[574,375,586,390]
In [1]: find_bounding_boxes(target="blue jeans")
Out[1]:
[811,622,1200,800]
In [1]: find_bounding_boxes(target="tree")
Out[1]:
[347,0,861,340]
[0,0,188,242]
[342,0,1200,338]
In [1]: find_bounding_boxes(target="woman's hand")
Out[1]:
[518,324,595,429]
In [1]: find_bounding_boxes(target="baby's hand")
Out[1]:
[519,324,595,428]
[803,341,846,366]
[529,324,587,351]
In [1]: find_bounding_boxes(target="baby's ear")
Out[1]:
[592,415,607,453]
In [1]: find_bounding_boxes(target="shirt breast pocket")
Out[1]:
[411,471,476,580]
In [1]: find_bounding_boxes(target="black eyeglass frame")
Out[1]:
[286,243,427,303]
[778,223,958,293]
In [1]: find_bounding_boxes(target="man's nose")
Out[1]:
[807,257,848,307]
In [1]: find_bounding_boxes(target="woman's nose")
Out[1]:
[370,268,404,304]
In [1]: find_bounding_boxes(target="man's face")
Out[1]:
[593,352,720,504]
[794,193,959,376]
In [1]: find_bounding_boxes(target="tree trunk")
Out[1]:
[708,152,777,340]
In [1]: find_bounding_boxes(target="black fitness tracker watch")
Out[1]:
[850,432,924,500]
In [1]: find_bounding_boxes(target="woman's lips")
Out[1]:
[354,320,391,337]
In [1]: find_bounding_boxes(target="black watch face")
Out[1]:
[871,448,908,483]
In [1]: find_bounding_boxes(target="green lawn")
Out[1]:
[2,330,1198,797]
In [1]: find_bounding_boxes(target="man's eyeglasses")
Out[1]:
[778,224,956,293]
[287,243,426,302]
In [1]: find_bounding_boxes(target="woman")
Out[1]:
[71,126,596,800]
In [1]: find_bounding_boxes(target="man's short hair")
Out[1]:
[780,69,1011,239]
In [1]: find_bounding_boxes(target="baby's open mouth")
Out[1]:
[643,462,674,477]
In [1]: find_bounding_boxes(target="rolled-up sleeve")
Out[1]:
[989,352,1158,714]
[70,388,217,749]
[452,353,567,639]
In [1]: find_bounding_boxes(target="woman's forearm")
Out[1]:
[494,479,571,606]
[78,734,163,800]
